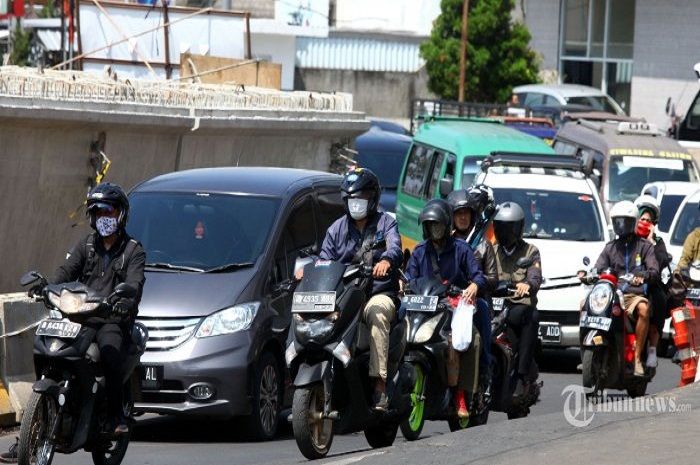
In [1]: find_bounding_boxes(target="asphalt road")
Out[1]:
[0,349,680,465]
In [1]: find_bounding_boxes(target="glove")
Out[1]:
[111,300,131,319]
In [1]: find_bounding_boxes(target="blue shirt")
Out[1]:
[406,237,486,290]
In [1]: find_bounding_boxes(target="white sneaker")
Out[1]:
[646,348,658,368]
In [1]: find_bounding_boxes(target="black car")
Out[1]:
[126,167,344,440]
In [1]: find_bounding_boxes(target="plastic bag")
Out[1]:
[451,299,474,352]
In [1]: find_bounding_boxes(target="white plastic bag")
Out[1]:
[451,299,474,351]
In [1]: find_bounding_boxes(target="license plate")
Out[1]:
[401,295,439,312]
[492,298,504,312]
[687,288,700,300]
[538,322,561,343]
[580,314,612,331]
[35,319,81,339]
[291,291,336,313]
[140,365,163,390]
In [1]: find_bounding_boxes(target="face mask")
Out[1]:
[96,216,118,237]
[429,223,447,241]
[348,198,369,220]
[636,221,652,238]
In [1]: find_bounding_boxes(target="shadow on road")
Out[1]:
[538,348,581,374]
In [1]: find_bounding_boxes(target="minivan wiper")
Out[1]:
[145,262,205,273]
[205,262,255,273]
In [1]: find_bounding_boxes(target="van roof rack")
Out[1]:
[483,152,586,173]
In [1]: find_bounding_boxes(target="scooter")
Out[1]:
[399,276,489,441]
[17,271,147,465]
[285,247,413,460]
[579,258,654,397]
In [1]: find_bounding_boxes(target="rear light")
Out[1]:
[624,333,636,363]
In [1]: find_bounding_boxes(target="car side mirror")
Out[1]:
[20,271,43,287]
[583,256,590,266]
[113,283,138,300]
[439,177,453,198]
[665,97,672,116]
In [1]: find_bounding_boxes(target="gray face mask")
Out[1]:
[348,198,369,220]
[96,216,118,237]
[429,223,447,241]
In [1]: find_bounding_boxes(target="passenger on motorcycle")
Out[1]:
[447,187,497,377]
[492,202,543,399]
[297,168,403,412]
[634,195,671,367]
[593,200,659,376]
[405,199,486,419]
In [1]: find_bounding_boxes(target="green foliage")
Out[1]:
[420,0,540,102]
[10,23,32,67]
[39,0,57,18]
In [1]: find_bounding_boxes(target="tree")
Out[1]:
[420,0,540,103]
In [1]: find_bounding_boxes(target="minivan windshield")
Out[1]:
[565,95,620,114]
[491,188,604,241]
[128,192,280,271]
[608,156,697,202]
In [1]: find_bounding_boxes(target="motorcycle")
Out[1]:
[17,271,147,465]
[285,248,413,460]
[579,258,654,397]
[399,275,489,441]
[489,257,542,419]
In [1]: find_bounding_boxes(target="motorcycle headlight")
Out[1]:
[52,290,100,314]
[415,314,442,344]
[195,302,259,338]
[588,284,612,315]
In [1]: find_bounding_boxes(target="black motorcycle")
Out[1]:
[285,257,413,460]
[489,257,542,419]
[399,276,489,440]
[18,271,147,465]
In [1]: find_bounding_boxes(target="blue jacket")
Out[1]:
[320,212,403,295]
[406,237,486,290]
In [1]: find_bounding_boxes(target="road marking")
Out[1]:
[323,451,385,465]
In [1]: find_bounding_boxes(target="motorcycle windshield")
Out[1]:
[296,260,348,293]
[409,276,447,296]
[45,282,102,302]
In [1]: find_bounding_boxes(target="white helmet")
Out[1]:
[610,200,637,238]
[634,194,660,222]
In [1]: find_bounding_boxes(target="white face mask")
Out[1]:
[96,216,118,237]
[348,198,369,220]
[429,223,447,241]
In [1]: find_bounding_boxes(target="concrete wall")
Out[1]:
[250,33,297,90]
[522,0,560,72]
[295,67,435,119]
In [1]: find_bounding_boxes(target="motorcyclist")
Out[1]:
[676,202,700,271]
[634,195,671,367]
[405,199,486,419]
[491,202,542,398]
[297,168,402,412]
[592,200,659,376]
[447,187,497,378]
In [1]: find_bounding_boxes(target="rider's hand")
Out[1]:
[515,282,531,298]
[373,259,391,279]
[111,300,130,319]
[294,268,304,281]
[462,283,478,304]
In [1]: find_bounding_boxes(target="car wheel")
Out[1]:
[248,351,282,441]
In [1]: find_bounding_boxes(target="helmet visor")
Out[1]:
[612,217,636,237]
[87,202,115,213]
[493,220,521,247]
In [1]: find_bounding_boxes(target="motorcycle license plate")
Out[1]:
[686,288,700,300]
[140,365,163,390]
[580,314,612,331]
[35,319,81,339]
[538,322,561,343]
[291,292,336,313]
[402,295,439,312]
[492,298,504,312]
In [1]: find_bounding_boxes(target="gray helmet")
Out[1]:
[493,202,525,247]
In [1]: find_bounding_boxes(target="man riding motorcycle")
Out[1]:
[492,202,542,398]
[404,199,486,419]
[634,195,670,367]
[592,200,659,376]
[676,202,700,271]
[297,168,402,411]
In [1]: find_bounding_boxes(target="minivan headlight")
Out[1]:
[195,302,260,338]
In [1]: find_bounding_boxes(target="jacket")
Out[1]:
[494,239,542,307]
[405,237,486,290]
[594,236,659,295]
[677,228,700,271]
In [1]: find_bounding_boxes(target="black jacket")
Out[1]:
[53,232,146,317]
[594,236,659,295]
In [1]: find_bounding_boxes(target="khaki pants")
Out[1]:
[363,294,396,381]
[447,331,481,395]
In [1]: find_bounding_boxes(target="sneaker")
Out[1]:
[634,358,645,377]
[454,390,469,419]
[0,437,18,463]
[372,391,389,412]
[646,348,658,368]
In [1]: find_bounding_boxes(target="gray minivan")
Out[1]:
[126,167,343,440]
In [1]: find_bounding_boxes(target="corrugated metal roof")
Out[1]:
[296,35,424,72]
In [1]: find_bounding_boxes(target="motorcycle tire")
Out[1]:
[447,416,469,431]
[18,391,57,465]
[399,364,426,441]
[92,383,133,465]
[364,422,399,449]
[626,381,648,398]
[292,384,333,460]
[582,348,603,393]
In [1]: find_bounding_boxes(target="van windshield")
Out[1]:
[128,192,280,271]
[608,156,697,202]
[491,188,604,241]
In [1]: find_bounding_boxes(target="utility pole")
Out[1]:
[458,0,469,102]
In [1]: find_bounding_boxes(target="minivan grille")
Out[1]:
[136,316,202,351]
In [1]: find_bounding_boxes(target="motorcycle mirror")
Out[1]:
[583,256,590,266]
[112,283,137,300]
[665,97,672,115]
[20,271,42,287]
[515,257,533,269]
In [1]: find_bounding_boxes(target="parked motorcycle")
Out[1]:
[399,276,489,440]
[285,252,413,460]
[579,258,654,397]
[17,271,147,465]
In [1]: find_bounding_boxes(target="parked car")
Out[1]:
[666,188,700,267]
[641,181,699,241]
[126,167,344,440]
[354,125,411,214]
[395,117,555,250]
[475,153,610,350]
[512,84,626,115]
[554,119,700,211]
[369,118,410,135]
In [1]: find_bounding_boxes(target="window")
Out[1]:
[401,144,433,197]
[426,151,446,198]
[689,94,700,129]
[608,157,697,202]
[287,196,316,251]
[316,190,345,235]
[522,93,546,108]
[461,157,485,188]
[671,202,700,246]
[553,140,578,156]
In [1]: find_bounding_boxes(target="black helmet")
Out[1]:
[493,202,525,248]
[446,189,471,213]
[86,182,129,229]
[419,199,452,241]
[340,168,381,219]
